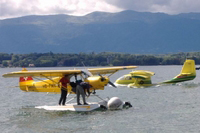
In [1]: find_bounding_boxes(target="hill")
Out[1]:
[1,10,200,54]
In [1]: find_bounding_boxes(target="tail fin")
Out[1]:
[19,68,34,91]
[162,59,196,84]
[180,59,196,75]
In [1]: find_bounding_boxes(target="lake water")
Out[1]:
[1,66,200,133]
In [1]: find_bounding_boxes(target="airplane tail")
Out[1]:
[162,59,196,84]
[18,68,62,93]
[19,68,34,91]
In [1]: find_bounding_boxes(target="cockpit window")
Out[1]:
[125,76,132,80]
[118,76,132,80]
[118,76,126,80]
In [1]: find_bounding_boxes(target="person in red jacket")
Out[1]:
[58,75,70,105]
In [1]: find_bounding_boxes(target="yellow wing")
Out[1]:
[3,66,137,78]
[2,69,82,78]
[88,66,137,75]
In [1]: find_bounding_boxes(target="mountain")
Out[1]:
[1,10,200,54]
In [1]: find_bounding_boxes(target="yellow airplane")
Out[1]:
[3,66,137,93]
[2,66,137,111]
[114,59,196,88]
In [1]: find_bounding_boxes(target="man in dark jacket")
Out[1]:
[76,82,91,105]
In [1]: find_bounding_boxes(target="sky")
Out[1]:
[1,0,200,20]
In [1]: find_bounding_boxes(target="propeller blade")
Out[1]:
[108,81,117,88]
[98,73,106,81]
[98,73,116,87]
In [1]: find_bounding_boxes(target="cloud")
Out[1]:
[105,0,200,14]
[1,0,200,19]
[0,0,122,19]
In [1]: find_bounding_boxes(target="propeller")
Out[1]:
[98,73,117,88]
[81,69,116,88]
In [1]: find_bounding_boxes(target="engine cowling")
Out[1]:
[84,76,109,90]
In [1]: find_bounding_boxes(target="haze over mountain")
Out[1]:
[1,10,200,54]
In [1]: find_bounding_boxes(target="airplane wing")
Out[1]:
[2,66,137,78]
[88,66,137,75]
[2,69,82,78]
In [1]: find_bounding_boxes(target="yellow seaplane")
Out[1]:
[114,59,196,88]
[2,66,137,111]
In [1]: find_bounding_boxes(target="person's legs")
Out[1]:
[79,87,87,104]
[59,89,64,105]
[59,97,62,105]
[76,85,81,105]
[59,89,67,105]
[62,90,67,105]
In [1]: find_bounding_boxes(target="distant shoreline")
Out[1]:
[0,52,200,67]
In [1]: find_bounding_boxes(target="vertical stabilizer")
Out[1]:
[180,59,196,75]
[162,59,196,84]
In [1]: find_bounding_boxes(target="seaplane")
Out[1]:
[2,66,136,112]
[114,59,196,88]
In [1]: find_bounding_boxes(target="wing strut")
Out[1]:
[39,74,60,84]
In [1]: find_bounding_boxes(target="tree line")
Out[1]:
[0,52,200,67]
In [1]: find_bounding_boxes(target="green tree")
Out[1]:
[2,61,8,67]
